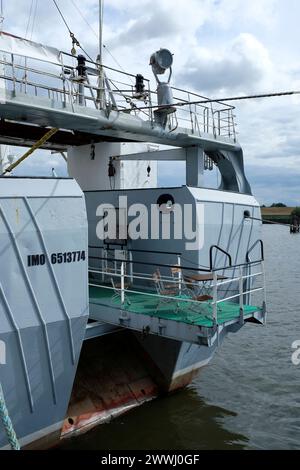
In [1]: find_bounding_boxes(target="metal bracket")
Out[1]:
[142,325,151,338]
[158,323,166,335]
[262,301,267,325]
[197,325,218,348]
[119,310,130,326]
[239,307,245,326]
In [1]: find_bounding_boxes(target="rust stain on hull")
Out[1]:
[25,331,205,447]
[61,331,159,439]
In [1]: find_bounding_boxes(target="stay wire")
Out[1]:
[246,215,293,228]
[25,0,34,39]
[69,0,130,79]
[30,0,38,41]
[124,90,300,112]
[70,0,98,38]
[52,0,94,62]
[52,0,71,34]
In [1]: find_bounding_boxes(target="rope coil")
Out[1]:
[0,383,20,450]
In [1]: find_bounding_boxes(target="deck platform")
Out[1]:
[89,285,264,346]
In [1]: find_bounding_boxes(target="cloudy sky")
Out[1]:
[1,0,300,205]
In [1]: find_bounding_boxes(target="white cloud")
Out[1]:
[108,0,212,36]
[212,0,279,30]
[0,0,299,204]
[177,33,273,94]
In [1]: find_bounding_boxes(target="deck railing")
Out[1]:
[88,247,266,327]
[0,48,237,141]
[211,264,266,324]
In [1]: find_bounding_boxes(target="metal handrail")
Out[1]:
[246,239,264,263]
[0,48,237,140]
[89,254,261,274]
[90,281,204,306]
[211,263,265,323]
[209,245,232,271]
[214,286,264,305]
[89,258,265,327]
[89,245,182,256]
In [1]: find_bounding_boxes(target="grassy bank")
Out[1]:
[261,207,294,224]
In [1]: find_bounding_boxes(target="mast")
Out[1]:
[97,0,105,109]
[99,0,103,68]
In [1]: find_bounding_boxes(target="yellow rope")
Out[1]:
[2,127,59,175]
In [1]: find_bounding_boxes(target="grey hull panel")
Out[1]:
[0,320,86,448]
[135,323,233,391]
[0,179,89,449]
[2,324,240,448]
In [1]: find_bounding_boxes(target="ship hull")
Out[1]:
[2,327,229,450]
[54,326,232,447]
[0,179,262,450]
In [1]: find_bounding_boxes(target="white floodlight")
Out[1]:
[150,48,175,126]
[150,49,173,76]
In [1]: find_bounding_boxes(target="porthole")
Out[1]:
[156,194,175,213]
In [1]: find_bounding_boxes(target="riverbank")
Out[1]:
[261,207,294,224]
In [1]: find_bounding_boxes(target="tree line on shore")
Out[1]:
[260,203,300,217]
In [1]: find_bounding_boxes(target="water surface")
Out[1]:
[62,225,300,450]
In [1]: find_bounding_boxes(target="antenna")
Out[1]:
[0,0,4,32]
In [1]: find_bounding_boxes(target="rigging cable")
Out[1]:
[103,44,130,77]
[30,0,38,41]
[67,0,144,117]
[54,6,300,114]
[70,0,98,37]
[54,1,147,113]
[18,0,35,82]
[52,0,93,62]
[52,0,71,35]
[0,0,4,31]
[69,0,131,78]
[245,215,294,228]
[25,0,34,39]
[124,90,300,112]
[20,0,38,82]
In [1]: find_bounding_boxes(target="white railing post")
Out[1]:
[239,267,244,324]
[212,271,218,325]
[11,53,16,94]
[121,261,125,305]
[102,248,107,282]
[129,251,134,284]
[261,261,267,305]
[261,260,267,323]
[239,267,244,310]
[177,255,182,295]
